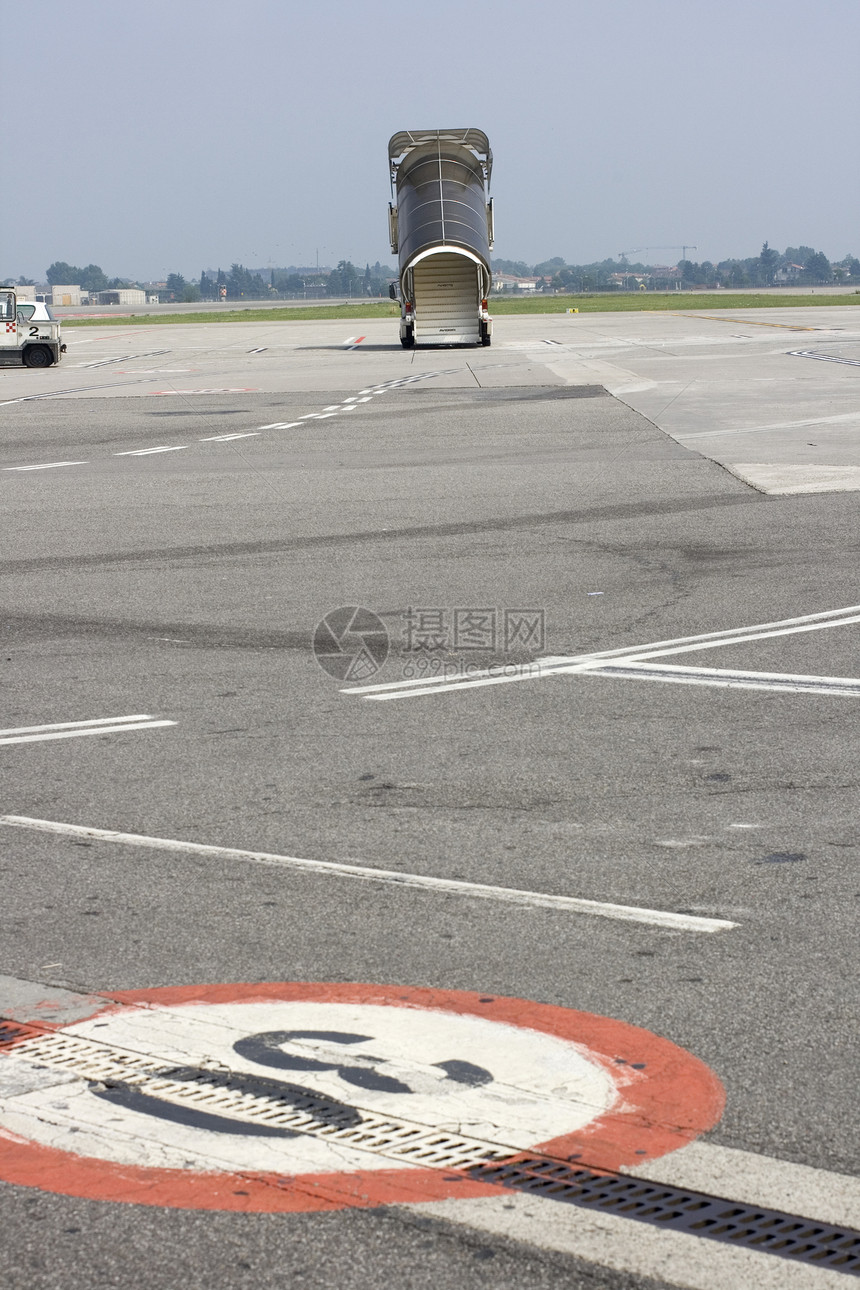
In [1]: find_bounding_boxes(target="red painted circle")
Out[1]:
[0,982,724,1212]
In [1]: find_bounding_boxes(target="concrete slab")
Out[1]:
[727,463,860,493]
[0,973,113,1025]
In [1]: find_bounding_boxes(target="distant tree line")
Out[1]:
[7,247,856,300]
[492,245,859,291]
[3,260,398,302]
[194,260,397,301]
[45,261,140,292]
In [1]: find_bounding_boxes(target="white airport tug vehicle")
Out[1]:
[0,288,66,367]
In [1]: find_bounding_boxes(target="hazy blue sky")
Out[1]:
[4,0,858,281]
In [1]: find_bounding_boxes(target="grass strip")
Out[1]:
[63,292,860,327]
[64,302,401,326]
[488,292,860,314]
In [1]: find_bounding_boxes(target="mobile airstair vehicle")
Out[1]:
[387,128,494,348]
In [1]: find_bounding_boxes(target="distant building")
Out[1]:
[52,285,82,306]
[492,274,540,292]
[609,272,648,288]
[97,288,146,305]
[774,264,804,283]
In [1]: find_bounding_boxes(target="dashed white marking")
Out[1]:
[3,461,88,472]
[0,816,736,932]
[255,421,302,430]
[113,446,187,456]
[77,350,170,369]
[199,433,260,442]
[150,388,257,395]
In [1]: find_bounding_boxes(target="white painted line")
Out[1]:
[3,461,88,472]
[78,350,170,369]
[0,715,156,737]
[349,604,860,702]
[255,421,302,430]
[789,348,860,367]
[408,1191,851,1290]
[616,611,860,664]
[113,446,187,456]
[0,816,736,932]
[681,409,860,440]
[589,661,860,697]
[199,433,260,442]
[0,722,175,747]
[627,1139,860,1232]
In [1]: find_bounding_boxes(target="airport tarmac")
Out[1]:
[1,307,859,1290]
[4,303,859,493]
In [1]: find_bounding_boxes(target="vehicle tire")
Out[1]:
[400,331,414,349]
[480,322,491,347]
[481,333,492,347]
[23,345,52,368]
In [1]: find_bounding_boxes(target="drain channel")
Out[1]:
[470,1158,860,1277]
[3,1021,859,1274]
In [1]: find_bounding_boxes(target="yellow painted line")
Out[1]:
[672,313,816,331]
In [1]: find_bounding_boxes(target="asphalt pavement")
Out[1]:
[1,309,859,1289]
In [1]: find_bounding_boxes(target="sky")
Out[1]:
[4,0,859,282]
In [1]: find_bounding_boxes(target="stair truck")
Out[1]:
[387,128,494,348]
[0,288,65,367]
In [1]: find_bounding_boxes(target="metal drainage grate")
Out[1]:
[470,1158,860,1277]
[6,1032,514,1171]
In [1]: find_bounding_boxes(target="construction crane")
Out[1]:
[618,245,697,264]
